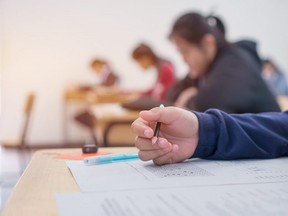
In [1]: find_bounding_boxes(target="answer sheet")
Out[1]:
[57,182,288,216]
[66,157,288,192]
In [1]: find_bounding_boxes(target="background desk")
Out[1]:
[1,147,137,216]
[91,104,139,146]
[63,87,138,143]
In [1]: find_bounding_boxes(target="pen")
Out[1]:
[84,153,139,165]
[152,104,164,144]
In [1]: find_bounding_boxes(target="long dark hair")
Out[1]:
[169,12,227,49]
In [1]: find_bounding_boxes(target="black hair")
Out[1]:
[169,12,227,48]
[132,43,159,63]
[206,15,226,36]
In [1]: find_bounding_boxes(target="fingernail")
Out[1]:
[163,146,172,153]
[144,129,151,138]
[158,139,167,148]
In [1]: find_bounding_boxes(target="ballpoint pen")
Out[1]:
[152,104,164,144]
[84,153,139,165]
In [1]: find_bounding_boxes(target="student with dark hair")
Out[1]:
[90,59,118,87]
[262,59,288,96]
[169,12,280,113]
[166,15,225,106]
[168,15,262,106]
[132,43,176,101]
[131,106,288,165]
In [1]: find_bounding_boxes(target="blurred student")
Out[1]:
[90,59,119,87]
[168,15,261,106]
[169,12,280,113]
[131,106,288,165]
[262,59,288,96]
[132,43,176,101]
[74,59,118,142]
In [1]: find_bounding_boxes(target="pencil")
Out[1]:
[153,104,164,138]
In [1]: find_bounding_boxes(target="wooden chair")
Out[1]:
[1,93,35,148]
[0,93,36,172]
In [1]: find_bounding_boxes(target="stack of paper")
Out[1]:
[56,157,288,215]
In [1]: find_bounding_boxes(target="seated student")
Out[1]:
[132,43,176,101]
[262,59,288,96]
[131,106,288,165]
[168,15,263,106]
[77,59,119,92]
[90,59,119,87]
[74,59,119,143]
[168,12,280,113]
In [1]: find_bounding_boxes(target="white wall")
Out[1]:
[0,0,288,144]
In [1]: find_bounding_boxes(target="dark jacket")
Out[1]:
[235,39,262,70]
[187,44,280,113]
[193,109,288,159]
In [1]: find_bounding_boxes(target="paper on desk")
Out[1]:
[66,157,288,192]
[56,182,288,216]
[91,103,128,117]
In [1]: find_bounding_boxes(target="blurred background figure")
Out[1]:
[76,59,119,91]
[132,43,176,101]
[262,59,288,96]
[90,59,119,87]
[169,12,280,113]
[169,14,263,106]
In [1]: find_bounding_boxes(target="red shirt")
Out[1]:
[145,62,176,101]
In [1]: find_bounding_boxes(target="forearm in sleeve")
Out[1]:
[193,109,288,159]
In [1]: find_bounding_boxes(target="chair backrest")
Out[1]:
[20,93,35,147]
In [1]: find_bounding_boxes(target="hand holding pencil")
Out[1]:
[131,105,199,165]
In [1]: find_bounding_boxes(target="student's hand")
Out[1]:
[174,87,198,108]
[131,106,199,165]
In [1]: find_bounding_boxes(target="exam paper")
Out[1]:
[57,182,288,216]
[66,157,288,192]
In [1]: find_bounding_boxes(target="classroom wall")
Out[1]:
[0,0,287,144]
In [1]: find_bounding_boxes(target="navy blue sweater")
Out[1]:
[193,109,288,159]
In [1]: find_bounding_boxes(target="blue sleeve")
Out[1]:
[193,109,288,159]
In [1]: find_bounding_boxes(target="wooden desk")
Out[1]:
[63,87,139,143]
[1,147,137,216]
[64,87,139,104]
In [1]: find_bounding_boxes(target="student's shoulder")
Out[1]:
[217,44,246,63]
[212,45,255,75]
